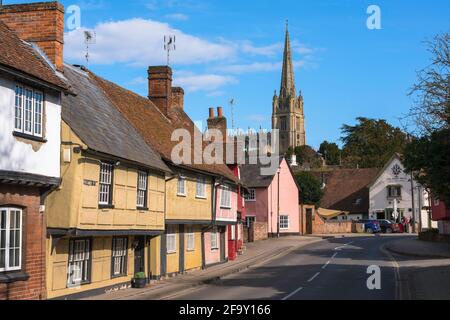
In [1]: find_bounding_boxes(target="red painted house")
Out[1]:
[227,165,246,261]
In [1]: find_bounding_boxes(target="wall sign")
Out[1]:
[83,179,97,186]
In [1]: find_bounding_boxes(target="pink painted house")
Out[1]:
[241,157,300,238]
[204,182,238,266]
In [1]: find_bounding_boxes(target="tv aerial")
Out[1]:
[84,30,96,66]
[164,35,176,66]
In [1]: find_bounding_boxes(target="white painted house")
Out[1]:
[368,154,437,230]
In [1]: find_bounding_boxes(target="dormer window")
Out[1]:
[14,84,43,139]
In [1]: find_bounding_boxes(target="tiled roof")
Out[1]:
[240,157,284,188]
[319,168,380,214]
[90,72,238,183]
[0,21,67,90]
[61,65,170,173]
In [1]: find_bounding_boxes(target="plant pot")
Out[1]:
[132,278,147,288]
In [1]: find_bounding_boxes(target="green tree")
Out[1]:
[403,129,450,204]
[340,117,408,168]
[295,171,324,206]
[318,141,341,165]
[294,145,322,169]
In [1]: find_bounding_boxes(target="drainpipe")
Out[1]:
[277,169,280,238]
[410,172,416,233]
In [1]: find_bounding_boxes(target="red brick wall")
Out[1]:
[0,184,46,300]
[0,2,65,71]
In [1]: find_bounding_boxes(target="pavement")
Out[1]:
[385,236,450,259]
[83,235,325,300]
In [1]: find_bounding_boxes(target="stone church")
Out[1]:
[272,23,306,154]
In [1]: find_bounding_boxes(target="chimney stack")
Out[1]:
[148,66,173,116]
[207,106,227,142]
[0,2,65,72]
[171,87,184,110]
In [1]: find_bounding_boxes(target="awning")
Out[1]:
[317,208,349,219]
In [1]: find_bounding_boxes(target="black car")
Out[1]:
[375,219,398,233]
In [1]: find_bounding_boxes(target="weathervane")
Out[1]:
[84,30,96,66]
[164,35,176,66]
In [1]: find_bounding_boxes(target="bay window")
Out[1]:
[14,85,43,138]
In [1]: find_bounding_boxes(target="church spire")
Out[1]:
[280,20,296,98]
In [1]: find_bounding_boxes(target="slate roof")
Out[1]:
[240,157,289,188]
[90,72,238,183]
[319,168,380,214]
[0,21,68,90]
[61,65,170,173]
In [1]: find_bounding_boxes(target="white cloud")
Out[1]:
[216,62,281,74]
[239,41,282,57]
[165,13,189,21]
[173,73,237,92]
[65,18,235,66]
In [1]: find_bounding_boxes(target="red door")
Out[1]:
[228,225,237,261]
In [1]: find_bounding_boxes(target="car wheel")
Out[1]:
[386,228,393,234]
[367,228,373,234]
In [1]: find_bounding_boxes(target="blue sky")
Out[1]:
[7,0,449,148]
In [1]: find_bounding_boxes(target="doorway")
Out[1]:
[134,236,145,274]
[305,208,313,235]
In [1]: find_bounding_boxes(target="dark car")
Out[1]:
[358,219,382,234]
[375,219,400,233]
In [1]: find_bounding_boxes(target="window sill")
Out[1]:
[167,251,177,255]
[137,207,149,211]
[177,194,187,198]
[99,204,115,210]
[0,271,29,284]
[13,131,47,143]
[196,196,207,200]
[220,206,232,210]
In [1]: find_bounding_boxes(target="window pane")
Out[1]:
[15,86,23,131]
[34,92,43,136]
[24,89,33,133]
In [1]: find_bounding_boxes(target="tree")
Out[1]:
[293,145,322,169]
[403,32,450,204]
[403,129,450,204]
[318,141,341,165]
[295,171,324,206]
[406,32,450,135]
[340,117,408,168]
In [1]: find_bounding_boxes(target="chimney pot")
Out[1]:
[217,107,223,118]
[209,108,214,118]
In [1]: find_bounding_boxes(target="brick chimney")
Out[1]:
[171,87,184,110]
[0,2,65,72]
[207,107,227,142]
[148,66,173,115]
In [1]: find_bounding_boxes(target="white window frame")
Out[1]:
[67,238,91,287]
[210,231,219,250]
[246,216,256,228]
[112,237,128,277]
[166,227,177,254]
[196,177,207,199]
[177,176,187,197]
[279,215,290,230]
[220,184,232,209]
[387,185,402,198]
[13,84,43,138]
[137,170,148,208]
[186,228,195,251]
[230,225,236,240]
[0,208,23,272]
[245,189,256,202]
[99,162,113,206]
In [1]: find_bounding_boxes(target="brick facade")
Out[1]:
[0,184,46,300]
[0,2,65,71]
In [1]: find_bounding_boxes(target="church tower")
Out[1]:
[272,22,306,154]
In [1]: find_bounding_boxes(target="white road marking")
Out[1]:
[281,287,304,300]
[345,241,355,246]
[332,252,338,259]
[308,272,321,282]
[322,260,331,269]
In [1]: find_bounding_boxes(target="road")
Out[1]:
[168,235,407,300]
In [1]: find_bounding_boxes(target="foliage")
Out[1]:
[293,145,323,169]
[340,117,408,168]
[295,171,324,206]
[403,128,450,204]
[318,141,341,165]
[134,272,146,279]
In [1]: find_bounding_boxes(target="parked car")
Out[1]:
[358,219,382,233]
[375,219,400,233]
